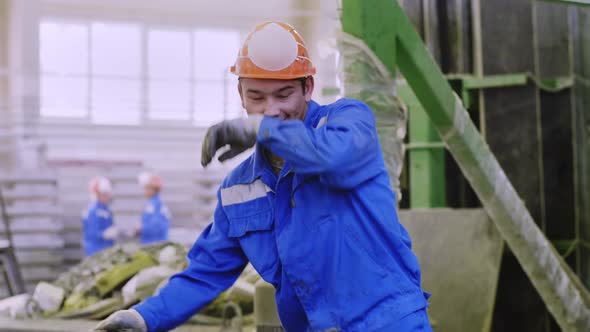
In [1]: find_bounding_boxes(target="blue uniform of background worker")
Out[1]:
[83,176,117,256]
[95,21,432,332]
[137,172,170,244]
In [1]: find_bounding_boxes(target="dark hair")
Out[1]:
[298,76,308,95]
[238,76,309,95]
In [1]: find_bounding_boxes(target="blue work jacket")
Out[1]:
[140,194,170,244]
[82,201,114,256]
[135,99,429,331]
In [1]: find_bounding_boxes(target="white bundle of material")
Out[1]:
[158,245,179,267]
[0,294,33,319]
[32,282,65,313]
[122,265,177,304]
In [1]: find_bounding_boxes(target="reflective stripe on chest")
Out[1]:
[221,179,272,207]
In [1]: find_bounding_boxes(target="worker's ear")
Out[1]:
[304,76,314,102]
[238,81,245,109]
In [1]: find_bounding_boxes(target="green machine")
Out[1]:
[340,0,590,331]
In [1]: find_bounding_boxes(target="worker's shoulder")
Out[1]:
[148,195,163,207]
[85,204,112,219]
[219,154,258,190]
[322,98,374,120]
[95,208,112,219]
[326,97,372,111]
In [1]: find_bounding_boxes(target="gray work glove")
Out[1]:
[201,115,263,167]
[93,309,148,332]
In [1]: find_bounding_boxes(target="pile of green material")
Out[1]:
[0,242,256,325]
[58,249,158,316]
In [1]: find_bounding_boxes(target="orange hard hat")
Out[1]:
[231,21,316,80]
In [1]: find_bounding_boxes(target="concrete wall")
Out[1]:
[0,0,14,169]
[11,0,43,170]
[399,208,503,332]
[0,0,45,171]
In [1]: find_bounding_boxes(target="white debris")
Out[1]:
[32,282,66,313]
[158,245,178,266]
[0,293,32,319]
[122,265,176,304]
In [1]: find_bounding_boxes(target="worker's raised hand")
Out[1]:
[201,115,262,167]
[92,309,147,332]
[101,226,118,240]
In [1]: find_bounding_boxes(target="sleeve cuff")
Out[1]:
[133,303,158,332]
[257,116,280,141]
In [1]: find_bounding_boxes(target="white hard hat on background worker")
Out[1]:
[83,176,116,256]
[88,175,112,201]
[138,171,163,191]
[136,171,170,245]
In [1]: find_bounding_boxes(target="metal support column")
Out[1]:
[398,84,446,208]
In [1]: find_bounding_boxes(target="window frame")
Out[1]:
[39,16,244,128]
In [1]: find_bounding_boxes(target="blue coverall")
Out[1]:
[140,193,170,244]
[135,99,431,331]
[82,201,114,256]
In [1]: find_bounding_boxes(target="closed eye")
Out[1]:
[276,91,294,99]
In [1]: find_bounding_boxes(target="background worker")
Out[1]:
[136,171,170,244]
[82,176,116,256]
[95,21,431,332]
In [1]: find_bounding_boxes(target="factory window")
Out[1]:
[39,20,242,126]
[148,29,192,121]
[39,21,89,118]
[193,29,243,126]
[90,23,142,125]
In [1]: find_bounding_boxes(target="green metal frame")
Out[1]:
[540,0,590,6]
[405,70,573,207]
[341,0,590,330]
[447,73,574,108]
[398,84,445,208]
[322,70,570,208]
[447,73,528,108]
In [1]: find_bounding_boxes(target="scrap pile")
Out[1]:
[0,242,258,326]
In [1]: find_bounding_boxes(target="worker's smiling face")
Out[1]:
[238,77,314,121]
